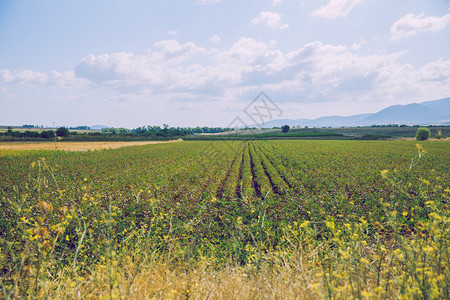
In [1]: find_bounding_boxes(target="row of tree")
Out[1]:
[102,125,234,137]
[3,125,234,140]
[0,127,70,139]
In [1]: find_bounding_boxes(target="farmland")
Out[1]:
[0,140,449,298]
[0,139,183,152]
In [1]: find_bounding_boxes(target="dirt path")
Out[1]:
[0,139,183,152]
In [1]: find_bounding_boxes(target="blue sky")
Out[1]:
[1,0,449,128]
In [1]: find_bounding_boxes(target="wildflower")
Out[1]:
[42,240,51,250]
[325,220,335,230]
[420,179,430,185]
[39,201,53,212]
[300,221,310,228]
[416,143,427,154]
[38,227,48,236]
[361,291,373,298]
[422,246,434,253]
[360,257,370,265]
[380,169,389,178]
[393,249,401,256]
[211,196,217,203]
[429,212,441,220]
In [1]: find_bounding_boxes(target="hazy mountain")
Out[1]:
[254,97,450,128]
[90,125,110,130]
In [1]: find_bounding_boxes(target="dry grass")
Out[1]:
[0,139,183,152]
[29,248,323,299]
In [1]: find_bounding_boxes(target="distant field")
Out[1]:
[0,139,182,151]
[0,127,97,134]
[187,126,450,140]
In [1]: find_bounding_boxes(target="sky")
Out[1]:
[0,0,449,128]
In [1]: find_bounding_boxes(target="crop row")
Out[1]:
[0,140,448,271]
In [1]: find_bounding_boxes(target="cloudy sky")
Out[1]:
[1,0,449,128]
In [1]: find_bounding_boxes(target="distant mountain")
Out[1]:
[253,97,450,128]
[90,125,110,130]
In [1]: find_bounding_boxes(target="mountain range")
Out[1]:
[255,97,450,128]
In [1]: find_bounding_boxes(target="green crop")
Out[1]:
[0,140,448,298]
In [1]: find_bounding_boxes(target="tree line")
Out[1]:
[0,127,70,139]
[102,125,234,137]
[1,125,234,140]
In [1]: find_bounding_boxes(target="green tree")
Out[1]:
[56,127,70,137]
[281,125,290,134]
[415,127,431,141]
[40,130,55,139]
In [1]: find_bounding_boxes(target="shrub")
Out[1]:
[281,125,290,134]
[415,127,430,141]
[56,127,70,137]
[40,130,55,139]
[24,131,39,138]
[435,130,442,140]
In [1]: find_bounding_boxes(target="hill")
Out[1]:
[254,97,450,128]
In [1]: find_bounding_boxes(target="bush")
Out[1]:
[56,127,70,137]
[40,130,55,139]
[24,131,39,138]
[415,127,431,141]
[435,130,442,140]
[281,125,290,134]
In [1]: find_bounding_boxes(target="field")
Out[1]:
[0,140,449,298]
[186,126,450,141]
[0,139,183,152]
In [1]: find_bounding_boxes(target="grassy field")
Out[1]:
[185,126,450,141]
[0,140,449,298]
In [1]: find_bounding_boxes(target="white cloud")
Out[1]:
[390,13,450,40]
[167,30,178,36]
[74,40,217,93]
[4,37,449,122]
[49,71,87,88]
[251,11,289,30]
[312,0,363,19]
[0,69,48,85]
[210,35,221,44]
[71,37,450,113]
[273,0,282,6]
[194,0,220,5]
[0,67,88,89]
[153,39,209,61]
